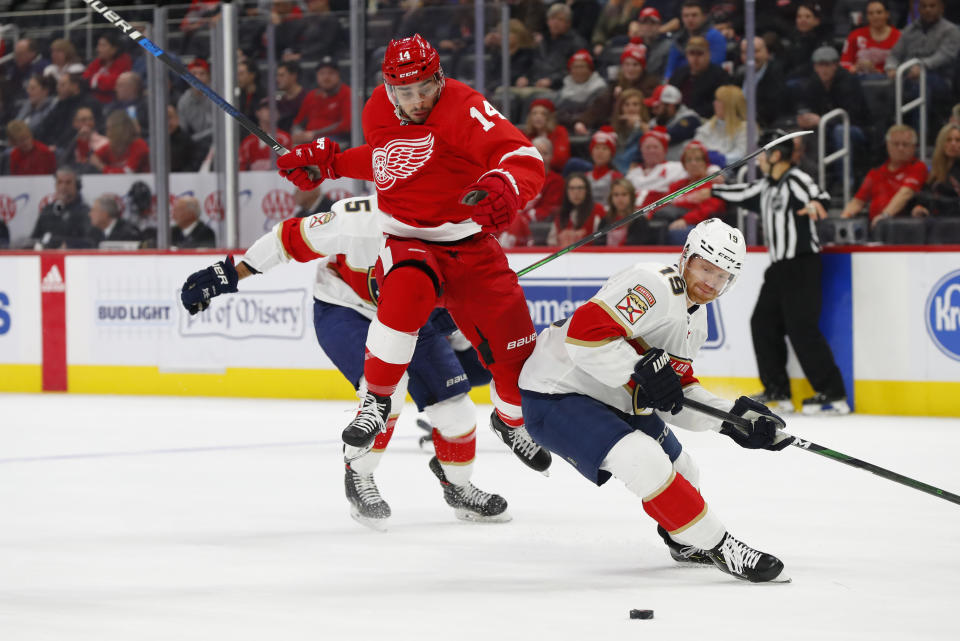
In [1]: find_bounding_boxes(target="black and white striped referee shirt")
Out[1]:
[712,167,828,262]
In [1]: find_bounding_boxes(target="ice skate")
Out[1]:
[801,393,851,415]
[752,389,795,414]
[428,456,511,523]
[344,461,390,531]
[705,532,790,583]
[342,391,391,449]
[657,525,714,566]
[490,412,552,475]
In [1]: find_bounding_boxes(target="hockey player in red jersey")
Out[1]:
[179,195,510,529]
[518,219,795,583]
[276,34,551,473]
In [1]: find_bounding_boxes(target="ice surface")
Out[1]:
[2,394,959,641]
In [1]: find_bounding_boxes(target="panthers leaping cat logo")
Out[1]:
[372,133,434,190]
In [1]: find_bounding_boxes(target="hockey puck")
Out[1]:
[629,609,654,620]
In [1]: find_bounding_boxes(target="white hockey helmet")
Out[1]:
[679,219,746,297]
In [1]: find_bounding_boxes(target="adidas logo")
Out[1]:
[41,264,65,293]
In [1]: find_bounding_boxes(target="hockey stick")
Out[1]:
[683,397,960,506]
[514,130,813,277]
[82,0,290,155]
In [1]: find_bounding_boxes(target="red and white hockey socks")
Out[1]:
[425,393,479,485]
[602,431,725,550]
[364,267,436,396]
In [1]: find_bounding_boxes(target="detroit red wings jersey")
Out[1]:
[240,195,383,319]
[518,262,734,431]
[333,79,544,241]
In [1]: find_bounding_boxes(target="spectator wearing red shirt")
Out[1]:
[91,110,150,174]
[6,119,56,175]
[501,135,564,247]
[840,0,900,76]
[240,98,292,170]
[82,33,133,104]
[522,98,570,173]
[660,141,726,245]
[547,172,605,246]
[841,124,927,233]
[291,57,351,147]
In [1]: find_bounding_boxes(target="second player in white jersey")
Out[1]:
[519,219,795,583]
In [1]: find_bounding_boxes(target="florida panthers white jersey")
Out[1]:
[518,261,734,431]
[240,195,384,320]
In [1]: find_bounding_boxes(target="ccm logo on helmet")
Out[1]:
[507,332,537,350]
[399,70,420,78]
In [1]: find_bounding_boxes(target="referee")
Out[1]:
[706,131,849,415]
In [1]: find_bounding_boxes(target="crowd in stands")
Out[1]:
[1,0,959,249]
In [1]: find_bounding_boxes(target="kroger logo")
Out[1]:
[925,270,960,361]
[518,278,725,349]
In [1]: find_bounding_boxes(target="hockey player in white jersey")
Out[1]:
[179,194,509,530]
[518,218,795,583]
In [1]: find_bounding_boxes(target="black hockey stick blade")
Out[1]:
[683,397,960,506]
[83,0,322,179]
[516,130,813,277]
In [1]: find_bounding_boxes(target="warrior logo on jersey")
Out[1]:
[372,133,435,190]
[309,211,335,227]
[616,289,651,325]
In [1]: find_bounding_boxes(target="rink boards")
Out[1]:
[1,247,958,416]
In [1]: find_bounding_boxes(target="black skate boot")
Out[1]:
[342,391,391,449]
[657,525,714,566]
[489,412,552,475]
[705,532,789,583]
[344,461,391,531]
[428,456,511,523]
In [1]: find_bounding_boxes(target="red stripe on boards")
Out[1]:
[40,255,67,391]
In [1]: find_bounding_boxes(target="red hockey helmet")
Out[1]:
[382,34,442,86]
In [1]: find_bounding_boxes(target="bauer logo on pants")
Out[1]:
[926,269,960,361]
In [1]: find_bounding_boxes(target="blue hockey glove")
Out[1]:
[180,255,239,315]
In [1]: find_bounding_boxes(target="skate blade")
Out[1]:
[768,569,792,583]
[350,507,389,532]
[454,508,513,523]
[343,444,374,463]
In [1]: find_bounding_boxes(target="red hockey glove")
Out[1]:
[460,171,521,234]
[277,138,340,191]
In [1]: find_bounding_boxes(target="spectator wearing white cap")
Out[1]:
[644,84,702,159]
